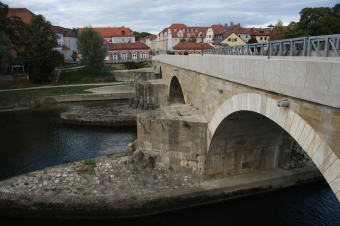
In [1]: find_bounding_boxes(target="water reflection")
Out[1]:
[0,101,136,181]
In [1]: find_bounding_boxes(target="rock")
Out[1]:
[132,150,144,163]
[128,97,134,107]
[120,156,133,164]
[138,101,144,109]
[125,143,135,156]
[131,150,155,169]
[132,100,140,109]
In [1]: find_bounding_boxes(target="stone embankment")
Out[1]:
[0,148,321,219]
[61,104,145,126]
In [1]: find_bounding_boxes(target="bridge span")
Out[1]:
[132,54,340,201]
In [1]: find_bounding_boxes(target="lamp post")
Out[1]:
[201,32,204,56]
[267,24,274,59]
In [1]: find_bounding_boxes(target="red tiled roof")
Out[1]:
[173,42,213,50]
[62,45,70,50]
[103,39,110,45]
[109,42,150,50]
[78,26,134,38]
[8,8,36,24]
[149,35,157,41]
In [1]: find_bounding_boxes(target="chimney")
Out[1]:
[230,21,234,26]
[225,23,227,27]
[238,23,240,26]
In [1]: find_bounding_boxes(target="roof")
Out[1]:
[8,8,36,24]
[173,42,214,50]
[78,26,134,38]
[62,45,70,50]
[108,42,150,51]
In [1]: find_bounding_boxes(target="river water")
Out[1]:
[0,102,339,225]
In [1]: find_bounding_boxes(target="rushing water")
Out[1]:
[0,102,339,225]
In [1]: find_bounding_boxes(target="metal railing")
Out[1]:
[204,34,340,57]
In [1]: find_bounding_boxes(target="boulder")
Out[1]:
[125,143,135,156]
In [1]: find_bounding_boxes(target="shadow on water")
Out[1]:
[0,180,339,226]
[0,101,136,181]
[0,102,339,225]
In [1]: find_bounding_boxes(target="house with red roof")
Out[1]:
[78,26,135,44]
[173,42,214,55]
[50,26,77,60]
[108,42,150,61]
[158,24,209,53]
[7,8,36,24]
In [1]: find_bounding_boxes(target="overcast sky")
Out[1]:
[4,0,338,34]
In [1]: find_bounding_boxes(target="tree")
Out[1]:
[179,37,186,42]
[290,4,340,37]
[71,51,78,62]
[77,26,106,75]
[19,15,64,82]
[133,31,152,41]
[271,19,286,41]
[0,2,24,55]
[0,34,12,73]
[188,35,197,42]
[247,38,258,44]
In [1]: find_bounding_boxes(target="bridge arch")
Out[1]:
[207,93,340,198]
[168,76,185,104]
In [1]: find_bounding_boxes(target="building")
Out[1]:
[108,42,150,61]
[173,42,214,55]
[50,26,77,60]
[219,33,247,46]
[78,26,135,44]
[158,24,209,53]
[7,8,35,24]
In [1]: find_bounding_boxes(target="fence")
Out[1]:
[204,34,340,57]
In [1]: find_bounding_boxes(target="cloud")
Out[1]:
[4,0,338,33]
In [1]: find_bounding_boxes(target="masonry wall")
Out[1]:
[152,59,340,163]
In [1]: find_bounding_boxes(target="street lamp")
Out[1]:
[267,24,274,59]
[201,32,204,56]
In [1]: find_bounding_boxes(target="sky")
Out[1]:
[4,0,339,34]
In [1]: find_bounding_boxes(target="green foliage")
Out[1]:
[19,15,64,82]
[77,26,106,75]
[71,51,78,62]
[0,2,25,54]
[124,61,144,69]
[247,38,258,44]
[182,120,190,128]
[179,37,186,42]
[271,19,286,41]
[58,66,117,84]
[133,31,152,41]
[188,35,197,42]
[0,35,12,73]
[288,4,340,38]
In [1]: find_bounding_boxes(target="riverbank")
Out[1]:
[0,150,322,219]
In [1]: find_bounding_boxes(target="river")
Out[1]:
[0,102,339,225]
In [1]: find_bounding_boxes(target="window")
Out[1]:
[246,35,248,38]
[197,52,201,54]
[228,38,231,42]
[122,31,125,35]
[260,37,263,40]
[122,52,127,60]
[112,53,118,60]
[209,35,211,38]
[190,29,193,32]
[187,33,190,37]
[141,52,146,59]
[132,52,137,60]
[265,37,267,40]
[195,29,198,32]
[122,38,124,42]
[174,28,177,32]
[234,38,237,42]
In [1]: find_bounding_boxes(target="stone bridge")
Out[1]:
[132,54,340,201]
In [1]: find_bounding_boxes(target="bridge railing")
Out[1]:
[204,34,340,57]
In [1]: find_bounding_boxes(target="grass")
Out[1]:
[76,158,97,175]
[57,66,118,85]
[0,85,111,109]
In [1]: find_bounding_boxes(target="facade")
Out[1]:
[108,43,150,61]
[158,24,209,53]
[7,8,35,24]
[78,26,135,44]
[50,26,77,60]
[173,42,214,55]
[220,33,247,46]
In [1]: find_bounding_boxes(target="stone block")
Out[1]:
[188,161,197,167]
[323,158,340,184]
[180,166,193,174]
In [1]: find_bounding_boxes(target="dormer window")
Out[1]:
[195,29,198,32]
[174,28,177,32]
[122,31,125,35]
